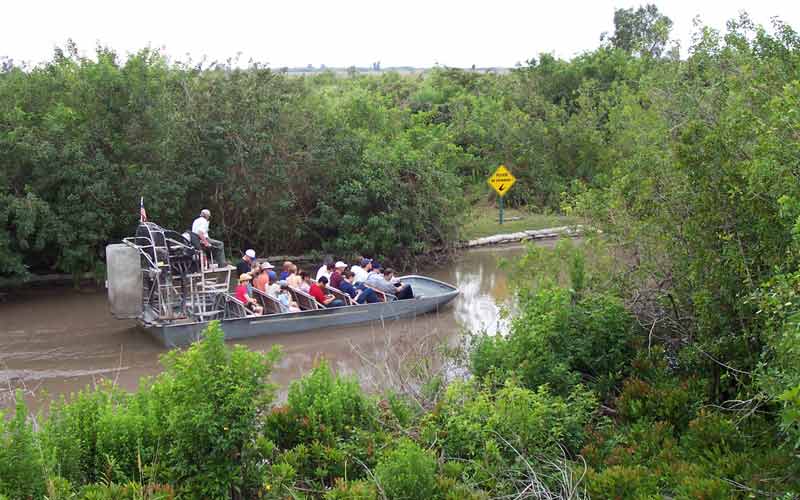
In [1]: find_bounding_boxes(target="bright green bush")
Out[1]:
[375,439,438,500]
[150,320,281,498]
[428,380,596,461]
[0,391,46,499]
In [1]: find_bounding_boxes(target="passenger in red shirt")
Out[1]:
[329,261,348,289]
[309,276,345,308]
[235,273,263,315]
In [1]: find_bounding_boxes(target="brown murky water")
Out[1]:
[0,243,553,409]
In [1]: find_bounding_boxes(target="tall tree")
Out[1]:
[610,4,673,57]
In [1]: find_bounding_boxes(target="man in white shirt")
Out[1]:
[192,209,211,243]
[190,209,225,267]
[350,257,372,284]
[316,255,334,281]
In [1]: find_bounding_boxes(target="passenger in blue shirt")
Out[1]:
[338,270,358,298]
[341,270,378,304]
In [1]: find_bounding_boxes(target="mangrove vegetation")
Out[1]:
[2,4,800,499]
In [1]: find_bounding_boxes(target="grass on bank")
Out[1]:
[461,203,579,241]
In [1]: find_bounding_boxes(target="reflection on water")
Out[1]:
[0,242,546,408]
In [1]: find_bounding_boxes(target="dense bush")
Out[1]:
[426,380,595,463]
[471,286,635,397]
[0,391,46,499]
[375,439,438,500]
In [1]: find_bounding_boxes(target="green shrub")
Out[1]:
[616,376,703,430]
[41,385,119,484]
[375,439,438,500]
[266,361,377,448]
[0,390,46,499]
[324,478,378,500]
[585,465,660,499]
[150,320,281,498]
[470,287,635,397]
[428,380,596,461]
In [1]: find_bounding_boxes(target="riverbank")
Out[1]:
[461,205,579,241]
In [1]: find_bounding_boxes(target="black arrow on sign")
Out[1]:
[498,184,505,191]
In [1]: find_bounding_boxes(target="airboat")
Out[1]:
[105,222,459,347]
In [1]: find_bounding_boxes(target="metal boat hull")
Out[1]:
[140,275,459,348]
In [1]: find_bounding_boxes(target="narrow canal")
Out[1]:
[0,242,554,408]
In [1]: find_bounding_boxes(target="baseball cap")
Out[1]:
[335,261,347,268]
[360,257,372,267]
[239,273,252,281]
[245,249,256,259]
[261,261,275,269]
[371,261,381,270]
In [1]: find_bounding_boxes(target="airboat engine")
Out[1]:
[106,222,232,324]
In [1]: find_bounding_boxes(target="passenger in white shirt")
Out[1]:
[316,256,334,281]
[350,258,372,284]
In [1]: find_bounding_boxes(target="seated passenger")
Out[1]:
[384,268,414,300]
[286,264,302,289]
[235,273,263,315]
[266,271,281,297]
[329,261,347,289]
[310,276,345,308]
[297,270,311,292]
[350,257,372,284]
[254,261,271,292]
[249,265,262,294]
[365,262,392,294]
[366,267,414,300]
[340,270,377,304]
[316,255,334,281]
[237,249,256,276]
[279,261,293,281]
[277,282,301,313]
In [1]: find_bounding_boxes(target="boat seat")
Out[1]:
[325,285,357,306]
[228,295,257,317]
[252,289,283,315]
[288,286,323,310]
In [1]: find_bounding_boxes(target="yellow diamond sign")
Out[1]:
[488,165,516,197]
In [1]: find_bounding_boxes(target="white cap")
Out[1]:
[335,261,347,268]
[261,261,275,269]
[201,209,211,217]
[245,249,256,259]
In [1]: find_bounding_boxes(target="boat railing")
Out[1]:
[363,285,393,302]
[217,293,257,319]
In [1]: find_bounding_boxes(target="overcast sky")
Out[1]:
[2,0,799,68]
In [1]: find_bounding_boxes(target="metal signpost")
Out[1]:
[487,165,516,224]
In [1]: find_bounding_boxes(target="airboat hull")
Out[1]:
[139,276,459,348]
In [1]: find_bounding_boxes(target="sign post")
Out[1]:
[487,165,517,224]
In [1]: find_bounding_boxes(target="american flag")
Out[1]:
[140,197,147,223]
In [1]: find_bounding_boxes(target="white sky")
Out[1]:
[2,1,798,68]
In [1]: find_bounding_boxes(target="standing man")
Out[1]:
[237,249,256,276]
[191,209,226,267]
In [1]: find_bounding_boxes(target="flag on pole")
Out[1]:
[140,197,147,223]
